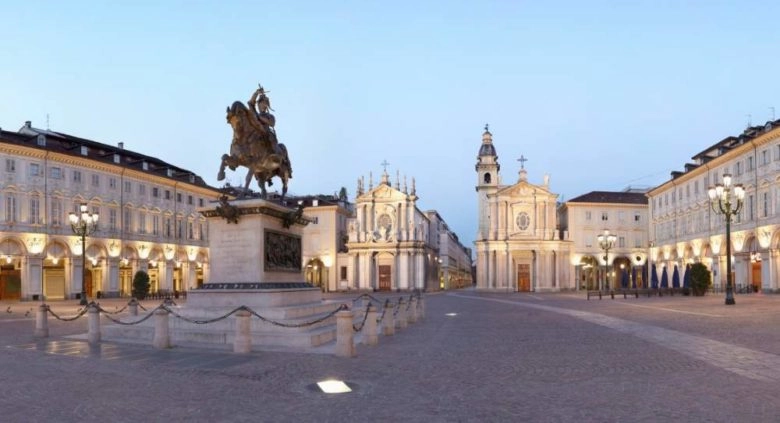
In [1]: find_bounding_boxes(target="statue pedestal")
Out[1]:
[104,198,341,351]
[188,197,320,309]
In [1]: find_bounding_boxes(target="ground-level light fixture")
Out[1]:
[316,380,352,394]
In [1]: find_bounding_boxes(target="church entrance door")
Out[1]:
[517,264,531,292]
[378,265,392,291]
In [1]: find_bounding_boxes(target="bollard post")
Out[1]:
[382,302,395,336]
[418,295,426,320]
[128,298,138,316]
[408,297,417,324]
[233,309,251,354]
[335,309,355,357]
[34,304,49,338]
[363,304,379,346]
[396,299,408,330]
[87,303,101,345]
[153,308,171,349]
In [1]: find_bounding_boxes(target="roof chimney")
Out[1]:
[118,142,124,149]
[24,121,31,128]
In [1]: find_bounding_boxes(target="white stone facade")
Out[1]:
[474,127,573,292]
[0,122,220,301]
[648,120,780,293]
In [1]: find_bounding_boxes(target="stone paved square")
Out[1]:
[1,291,779,422]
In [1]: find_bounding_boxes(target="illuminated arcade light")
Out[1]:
[445,313,458,317]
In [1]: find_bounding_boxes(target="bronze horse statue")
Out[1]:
[218,101,292,198]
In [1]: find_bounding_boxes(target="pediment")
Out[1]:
[359,183,408,202]
[496,181,556,200]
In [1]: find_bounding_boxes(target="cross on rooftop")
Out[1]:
[380,159,390,173]
[517,155,528,169]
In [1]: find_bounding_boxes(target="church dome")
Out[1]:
[478,124,496,157]
[478,143,496,157]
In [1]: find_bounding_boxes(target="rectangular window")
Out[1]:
[634,238,642,248]
[763,192,769,218]
[50,167,62,179]
[73,170,82,183]
[5,194,16,222]
[138,184,146,196]
[735,161,742,175]
[152,215,159,235]
[123,209,132,233]
[29,163,41,177]
[686,184,690,198]
[187,195,193,205]
[199,198,204,207]
[152,187,159,198]
[601,212,608,221]
[124,181,131,193]
[177,218,183,238]
[762,149,769,165]
[91,174,99,187]
[188,221,194,239]
[139,212,146,234]
[177,193,182,203]
[634,213,641,223]
[109,177,117,190]
[618,237,625,248]
[109,209,117,231]
[29,197,40,224]
[198,222,204,240]
[165,190,171,200]
[51,200,62,226]
[164,217,172,237]
[340,266,347,281]
[585,211,592,221]
[694,180,699,195]
[748,195,754,221]
[5,159,15,173]
[748,157,754,171]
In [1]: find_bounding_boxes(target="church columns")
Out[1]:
[766,249,779,292]
[23,256,43,300]
[399,252,409,290]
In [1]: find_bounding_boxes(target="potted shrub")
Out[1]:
[132,270,151,300]
[689,263,711,296]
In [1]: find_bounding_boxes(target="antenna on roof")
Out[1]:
[46,113,50,130]
[770,107,776,121]
[746,114,752,128]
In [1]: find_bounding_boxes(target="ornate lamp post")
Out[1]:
[708,174,744,305]
[69,203,99,306]
[597,230,616,291]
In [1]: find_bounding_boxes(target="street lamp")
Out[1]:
[69,203,99,306]
[597,230,616,291]
[708,173,744,305]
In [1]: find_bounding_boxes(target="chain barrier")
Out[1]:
[95,302,130,315]
[137,302,148,311]
[245,304,347,328]
[98,304,163,326]
[405,295,414,311]
[351,293,384,305]
[352,302,371,332]
[392,298,403,317]
[162,304,243,325]
[46,305,90,322]
[376,299,390,323]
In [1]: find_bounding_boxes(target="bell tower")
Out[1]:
[475,124,499,240]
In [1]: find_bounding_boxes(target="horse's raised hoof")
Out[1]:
[217,171,225,181]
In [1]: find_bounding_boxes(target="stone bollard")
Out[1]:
[87,304,101,345]
[363,304,379,346]
[233,309,252,354]
[335,309,355,357]
[396,299,408,330]
[382,302,395,336]
[128,298,138,316]
[418,296,426,320]
[408,297,418,324]
[153,308,171,349]
[34,304,49,338]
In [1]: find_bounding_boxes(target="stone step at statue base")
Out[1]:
[101,303,343,350]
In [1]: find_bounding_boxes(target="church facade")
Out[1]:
[474,127,573,292]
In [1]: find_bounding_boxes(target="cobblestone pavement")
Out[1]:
[1,291,780,422]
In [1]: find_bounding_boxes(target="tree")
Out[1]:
[689,262,711,296]
[132,270,151,300]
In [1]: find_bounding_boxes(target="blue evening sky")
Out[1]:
[2,1,780,251]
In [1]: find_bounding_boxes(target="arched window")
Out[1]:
[483,173,491,184]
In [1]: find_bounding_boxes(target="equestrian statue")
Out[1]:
[218,84,293,199]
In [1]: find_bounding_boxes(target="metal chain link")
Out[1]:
[46,305,90,322]
[405,295,413,311]
[98,305,163,325]
[162,304,243,325]
[351,293,383,305]
[352,302,371,332]
[376,299,390,323]
[392,298,403,317]
[245,304,347,328]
